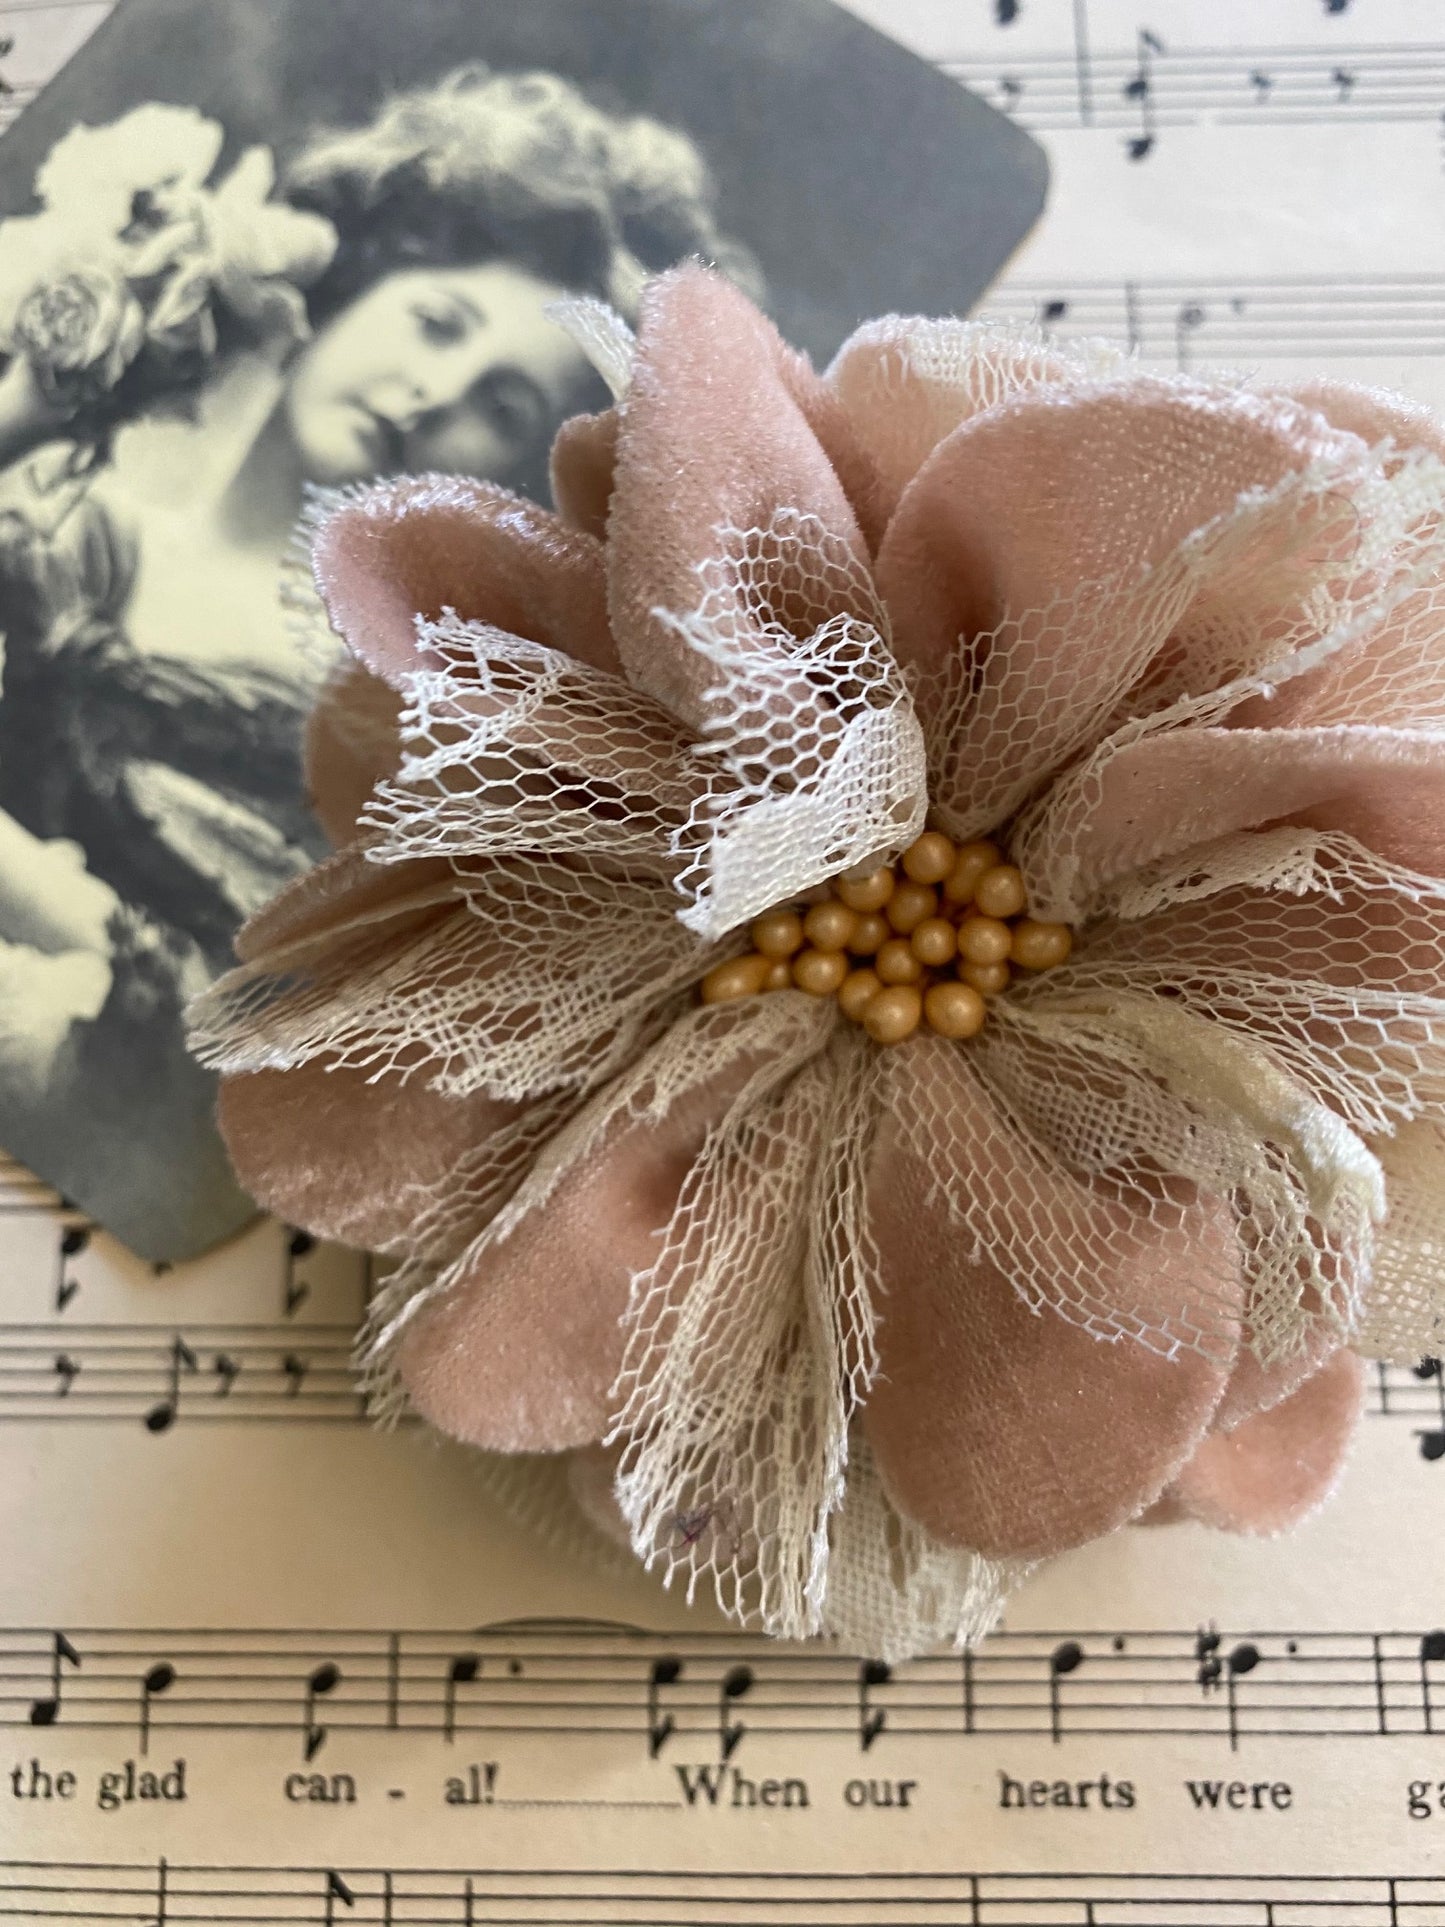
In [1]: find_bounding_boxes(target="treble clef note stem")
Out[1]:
[1412,1356,1445,1462]
[138,1661,176,1757]
[28,1630,80,1726]
[647,1656,681,1758]
[303,1662,341,1761]
[323,1870,355,1924]
[858,1659,890,1752]
[149,1856,167,1927]
[1419,1629,1445,1734]
[1225,1641,1260,1751]
[1048,1640,1084,1743]
[144,1335,197,1433]
[1123,26,1165,160]
[443,1653,479,1744]
[719,1663,753,1762]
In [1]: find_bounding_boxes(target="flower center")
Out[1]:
[699,831,1074,1044]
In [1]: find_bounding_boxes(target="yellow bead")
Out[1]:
[792,947,849,996]
[838,966,883,1022]
[957,916,1013,966]
[847,912,890,956]
[863,984,923,1045]
[1011,919,1074,971]
[942,839,1001,906]
[974,863,1028,920]
[752,909,804,959]
[875,938,923,986]
[910,916,957,968]
[886,880,938,935]
[802,899,859,952]
[763,960,794,991]
[901,830,956,886]
[959,959,1011,996]
[924,980,987,1040]
[836,867,896,913]
[701,954,771,1004]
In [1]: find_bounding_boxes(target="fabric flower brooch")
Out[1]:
[192,265,1445,1660]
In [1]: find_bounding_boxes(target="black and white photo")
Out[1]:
[0,0,1046,1258]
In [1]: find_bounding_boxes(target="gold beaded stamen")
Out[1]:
[699,831,1074,1044]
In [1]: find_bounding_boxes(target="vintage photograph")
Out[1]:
[0,0,1046,1259]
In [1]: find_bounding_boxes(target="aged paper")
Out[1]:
[3,0,1445,1917]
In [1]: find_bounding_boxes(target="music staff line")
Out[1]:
[10,1619,1445,1759]
[944,37,1445,150]
[0,1321,1438,1443]
[4,1859,1445,1926]
[987,273,1445,370]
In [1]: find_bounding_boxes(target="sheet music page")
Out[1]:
[2,3,1444,1918]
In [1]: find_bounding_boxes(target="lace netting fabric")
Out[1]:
[192,268,1445,1661]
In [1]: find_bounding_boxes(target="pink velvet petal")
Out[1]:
[550,407,619,542]
[1023,724,1445,920]
[1212,1322,1341,1434]
[606,264,879,725]
[1278,380,1445,463]
[876,379,1347,683]
[1163,1351,1367,1533]
[864,1038,1241,1561]
[311,474,618,686]
[1228,384,1445,735]
[827,319,1101,525]
[218,1062,522,1253]
[233,843,455,965]
[305,659,403,847]
[396,1001,832,1454]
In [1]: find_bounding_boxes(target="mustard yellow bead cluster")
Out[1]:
[699,831,1073,1044]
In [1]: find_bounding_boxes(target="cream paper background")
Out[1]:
[1,0,1444,1913]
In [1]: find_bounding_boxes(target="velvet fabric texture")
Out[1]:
[193,267,1445,1658]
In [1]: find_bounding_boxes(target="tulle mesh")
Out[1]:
[195,296,1445,1658]
[611,1022,880,1639]
[663,511,927,937]
[190,854,714,1100]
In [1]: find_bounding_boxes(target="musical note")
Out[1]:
[283,1228,315,1315]
[324,1870,355,1923]
[144,1336,198,1433]
[282,1352,310,1398]
[1225,1642,1260,1750]
[1175,301,1207,370]
[647,1657,681,1758]
[1123,28,1164,160]
[858,1659,890,1752]
[719,1663,753,1761]
[138,1661,175,1756]
[28,1631,80,1726]
[1420,1630,1445,1735]
[212,1353,240,1398]
[52,1353,79,1397]
[1040,297,1069,327]
[1048,1639,1085,1742]
[995,0,1021,22]
[304,1661,341,1761]
[54,1222,89,1311]
[444,1654,480,1744]
[1411,1357,1445,1462]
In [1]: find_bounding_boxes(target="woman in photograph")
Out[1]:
[0,64,759,1250]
